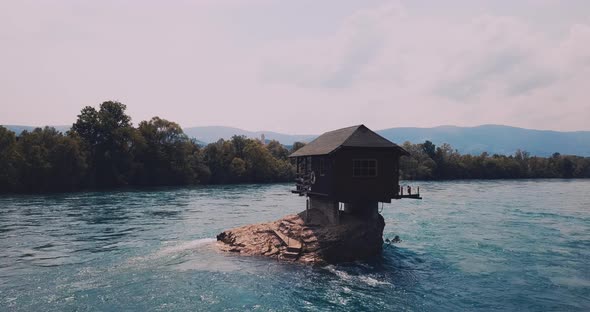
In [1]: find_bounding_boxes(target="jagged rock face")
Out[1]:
[216,209,385,264]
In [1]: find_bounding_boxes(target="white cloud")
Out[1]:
[256,2,590,131]
[0,0,588,132]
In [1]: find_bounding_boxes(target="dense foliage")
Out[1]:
[0,102,296,193]
[1,101,589,194]
[400,141,590,180]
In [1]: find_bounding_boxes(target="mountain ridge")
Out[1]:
[186,124,590,157]
[3,124,590,157]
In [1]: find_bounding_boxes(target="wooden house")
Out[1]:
[289,125,411,224]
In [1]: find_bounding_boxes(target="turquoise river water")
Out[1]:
[0,180,589,311]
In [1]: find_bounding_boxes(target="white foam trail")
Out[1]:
[157,238,216,256]
[326,265,354,282]
[358,276,391,286]
[325,265,391,287]
[122,238,217,268]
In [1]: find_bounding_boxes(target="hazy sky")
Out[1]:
[1,0,589,133]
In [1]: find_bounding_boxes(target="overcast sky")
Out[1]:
[1,0,589,133]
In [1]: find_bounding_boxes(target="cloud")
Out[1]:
[256,2,590,130]
[259,3,406,88]
[260,7,571,98]
[1,0,589,132]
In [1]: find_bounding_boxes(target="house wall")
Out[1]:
[343,201,379,219]
[331,148,401,203]
[308,155,333,196]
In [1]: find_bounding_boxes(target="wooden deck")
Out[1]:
[393,194,422,199]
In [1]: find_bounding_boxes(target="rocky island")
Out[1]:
[216,208,385,264]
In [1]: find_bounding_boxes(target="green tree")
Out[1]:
[399,141,437,180]
[17,127,87,192]
[0,126,22,192]
[70,101,135,188]
[203,139,236,183]
[266,140,289,160]
[135,117,207,185]
[243,140,276,182]
[290,142,306,154]
[230,157,247,180]
[231,135,248,159]
[421,140,436,159]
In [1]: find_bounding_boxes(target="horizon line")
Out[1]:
[3,123,590,135]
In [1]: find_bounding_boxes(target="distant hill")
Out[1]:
[182,126,316,146]
[184,124,590,157]
[377,125,590,157]
[2,125,70,134]
[4,124,590,157]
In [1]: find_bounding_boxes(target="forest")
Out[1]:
[1,101,589,193]
[399,141,590,180]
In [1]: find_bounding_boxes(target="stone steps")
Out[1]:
[281,251,300,260]
[273,229,302,249]
[286,246,300,253]
[272,229,302,260]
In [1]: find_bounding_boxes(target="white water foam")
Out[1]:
[156,238,217,256]
[325,265,391,287]
[123,238,216,268]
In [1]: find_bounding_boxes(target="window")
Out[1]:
[353,159,377,177]
[319,159,326,176]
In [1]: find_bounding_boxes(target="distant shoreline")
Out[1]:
[1,102,588,194]
[4,124,590,158]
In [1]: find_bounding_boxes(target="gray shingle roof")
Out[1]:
[289,125,408,157]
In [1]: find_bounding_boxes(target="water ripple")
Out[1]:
[0,181,589,311]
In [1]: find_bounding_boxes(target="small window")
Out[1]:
[319,159,326,176]
[352,159,377,177]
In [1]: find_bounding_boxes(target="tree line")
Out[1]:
[0,101,297,193]
[399,141,590,180]
[1,101,589,193]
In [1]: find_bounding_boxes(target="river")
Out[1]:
[1,180,589,311]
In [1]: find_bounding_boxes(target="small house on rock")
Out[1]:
[216,124,422,264]
[290,125,415,224]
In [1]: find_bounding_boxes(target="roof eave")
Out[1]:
[290,145,409,157]
[288,152,330,158]
[398,146,410,156]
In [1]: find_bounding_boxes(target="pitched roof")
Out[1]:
[289,124,408,157]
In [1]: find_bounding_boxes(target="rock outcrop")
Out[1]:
[216,209,385,264]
